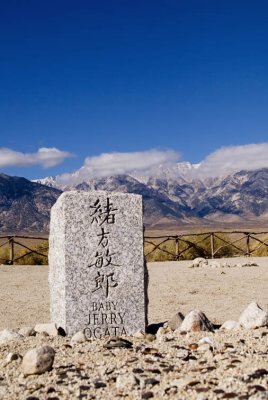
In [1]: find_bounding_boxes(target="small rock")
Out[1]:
[34,323,58,336]
[167,311,184,330]
[189,343,198,350]
[179,310,214,332]
[198,337,214,351]
[189,258,208,268]
[143,378,159,387]
[5,352,21,364]
[177,348,189,359]
[22,346,55,376]
[198,337,213,346]
[18,327,35,337]
[0,329,22,345]
[239,302,268,329]
[198,343,212,352]
[133,330,145,338]
[103,337,133,349]
[156,327,166,339]
[70,331,86,346]
[141,391,154,399]
[94,380,107,388]
[116,373,138,389]
[241,262,258,267]
[220,321,241,330]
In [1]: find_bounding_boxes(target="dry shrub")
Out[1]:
[145,233,236,262]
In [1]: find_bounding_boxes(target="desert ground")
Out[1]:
[0,257,267,329]
[0,257,267,399]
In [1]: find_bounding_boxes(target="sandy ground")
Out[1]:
[0,258,268,400]
[0,257,267,329]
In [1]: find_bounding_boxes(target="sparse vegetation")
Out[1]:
[144,233,236,262]
[144,232,268,262]
[0,232,268,265]
[0,239,48,265]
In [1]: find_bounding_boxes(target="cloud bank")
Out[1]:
[7,142,267,183]
[58,149,180,183]
[198,143,268,177]
[56,143,268,185]
[0,147,73,168]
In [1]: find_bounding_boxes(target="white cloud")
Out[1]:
[58,149,180,183]
[0,147,73,168]
[198,143,268,177]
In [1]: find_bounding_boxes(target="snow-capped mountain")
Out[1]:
[33,162,201,189]
[1,165,268,234]
[31,166,268,231]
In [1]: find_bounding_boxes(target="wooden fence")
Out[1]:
[144,231,268,261]
[1,231,268,265]
[0,235,48,265]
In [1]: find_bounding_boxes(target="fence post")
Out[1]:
[246,234,250,256]
[8,236,14,265]
[175,237,179,261]
[210,233,214,258]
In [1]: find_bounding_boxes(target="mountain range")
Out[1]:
[1,164,268,234]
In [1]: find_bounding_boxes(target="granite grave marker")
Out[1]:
[49,191,148,337]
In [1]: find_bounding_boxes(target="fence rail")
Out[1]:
[144,231,268,261]
[0,235,48,265]
[1,231,268,265]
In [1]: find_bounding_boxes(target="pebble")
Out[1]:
[116,373,138,389]
[220,320,241,330]
[22,345,55,376]
[239,302,268,329]
[4,352,21,365]
[198,337,214,352]
[141,391,154,399]
[0,329,22,345]
[179,310,214,332]
[189,257,208,268]
[70,331,86,346]
[156,327,166,340]
[103,337,133,349]
[167,311,184,330]
[0,307,268,399]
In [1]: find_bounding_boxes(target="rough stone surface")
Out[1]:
[116,373,138,389]
[34,323,58,336]
[49,191,148,337]
[70,331,87,346]
[179,310,214,332]
[22,345,55,376]
[239,302,268,329]
[18,326,35,337]
[189,258,208,268]
[0,319,268,399]
[5,352,20,363]
[220,320,241,330]
[0,329,22,345]
[167,311,184,330]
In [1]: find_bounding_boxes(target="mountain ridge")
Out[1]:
[1,167,268,234]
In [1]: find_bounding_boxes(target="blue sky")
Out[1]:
[0,0,268,179]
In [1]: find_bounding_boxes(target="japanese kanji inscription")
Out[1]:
[49,191,148,337]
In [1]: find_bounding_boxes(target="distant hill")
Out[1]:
[1,168,268,234]
[0,173,61,233]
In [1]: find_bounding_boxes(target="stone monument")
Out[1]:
[49,191,148,337]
